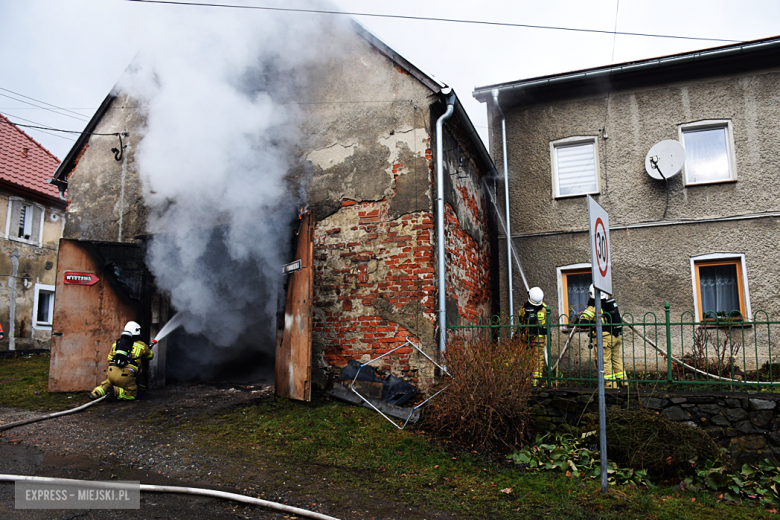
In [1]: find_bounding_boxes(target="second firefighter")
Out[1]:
[578,285,625,388]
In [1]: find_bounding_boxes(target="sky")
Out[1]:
[1,0,780,161]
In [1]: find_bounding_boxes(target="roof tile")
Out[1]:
[0,114,61,201]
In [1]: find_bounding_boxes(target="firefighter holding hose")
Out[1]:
[89,321,155,401]
[578,285,625,388]
[517,287,548,386]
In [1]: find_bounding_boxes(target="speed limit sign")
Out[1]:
[587,195,612,294]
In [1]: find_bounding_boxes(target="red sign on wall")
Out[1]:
[63,272,99,286]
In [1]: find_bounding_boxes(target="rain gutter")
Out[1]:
[491,89,515,320]
[473,37,780,100]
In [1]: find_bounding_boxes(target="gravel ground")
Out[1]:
[0,384,456,520]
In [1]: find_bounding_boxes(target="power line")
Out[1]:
[0,93,89,123]
[0,107,97,111]
[0,88,92,119]
[0,118,125,137]
[0,111,77,142]
[124,0,741,43]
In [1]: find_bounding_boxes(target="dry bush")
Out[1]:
[426,332,534,452]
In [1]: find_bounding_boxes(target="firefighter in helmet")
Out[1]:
[89,321,154,401]
[578,285,625,388]
[517,287,548,385]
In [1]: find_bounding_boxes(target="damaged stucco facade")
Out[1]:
[297,30,494,390]
[0,195,64,350]
[61,93,148,243]
[53,23,495,391]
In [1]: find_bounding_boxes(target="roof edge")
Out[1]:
[351,19,446,94]
[473,34,780,101]
[52,92,118,181]
[0,180,68,209]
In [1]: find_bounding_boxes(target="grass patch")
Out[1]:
[0,355,773,518]
[0,354,83,411]
[187,395,770,519]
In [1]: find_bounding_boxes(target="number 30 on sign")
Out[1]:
[587,196,612,294]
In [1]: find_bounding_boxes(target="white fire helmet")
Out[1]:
[588,284,608,300]
[124,321,141,336]
[528,287,544,306]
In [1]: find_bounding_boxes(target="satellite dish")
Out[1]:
[645,140,685,181]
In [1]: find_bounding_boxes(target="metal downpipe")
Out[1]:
[436,95,455,354]
[491,89,515,321]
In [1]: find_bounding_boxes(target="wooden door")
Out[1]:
[275,212,314,401]
[48,239,139,392]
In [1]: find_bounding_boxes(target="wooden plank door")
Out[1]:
[48,239,139,392]
[275,212,314,401]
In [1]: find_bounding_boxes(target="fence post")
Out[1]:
[665,302,673,383]
[546,304,552,387]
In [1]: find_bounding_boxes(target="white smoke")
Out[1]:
[118,2,345,377]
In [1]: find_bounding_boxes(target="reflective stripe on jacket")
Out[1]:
[108,340,153,372]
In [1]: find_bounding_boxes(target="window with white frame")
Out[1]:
[550,137,600,198]
[679,120,736,185]
[557,264,592,325]
[690,254,751,322]
[33,284,55,329]
[5,198,44,246]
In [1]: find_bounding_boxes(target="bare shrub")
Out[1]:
[426,332,534,452]
[683,325,742,379]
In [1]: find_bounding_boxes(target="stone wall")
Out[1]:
[530,388,780,465]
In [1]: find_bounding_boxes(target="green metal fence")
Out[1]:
[447,303,780,390]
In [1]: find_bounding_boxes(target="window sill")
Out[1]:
[684,178,738,187]
[7,236,42,247]
[699,319,752,329]
[554,191,600,200]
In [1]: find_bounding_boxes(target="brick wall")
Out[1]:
[312,199,437,389]
[311,145,493,392]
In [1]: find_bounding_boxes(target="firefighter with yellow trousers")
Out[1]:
[517,287,548,385]
[578,285,625,388]
[89,321,154,401]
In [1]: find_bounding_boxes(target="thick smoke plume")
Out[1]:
[119,3,342,381]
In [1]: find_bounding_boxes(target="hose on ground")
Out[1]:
[0,395,107,432]
[0,475,340,520]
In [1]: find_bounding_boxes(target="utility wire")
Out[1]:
[0,111,77,142]
[124,0,741,43]
[0,88,91,120]
[0,119,124,137]
[0,93,89,123]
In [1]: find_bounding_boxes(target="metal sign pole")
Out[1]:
[587,195,611,494]
[595,293,608,493]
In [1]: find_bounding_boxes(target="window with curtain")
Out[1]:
[695,260,745,320]
[551,137,599,198]
[680,121,735,185]
[561,269,592,325]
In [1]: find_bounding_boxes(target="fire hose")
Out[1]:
[0,395,107,432]
[0,475,340,520]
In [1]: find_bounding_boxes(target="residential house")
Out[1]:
[473,36,780,371]
[0,114,65,350]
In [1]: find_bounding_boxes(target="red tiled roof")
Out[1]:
[0,114,61,202]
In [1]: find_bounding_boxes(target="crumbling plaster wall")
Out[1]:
[490,68,780,323]
[63,93,148,243]
[300,32,492,389]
